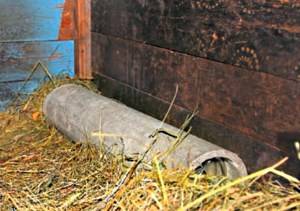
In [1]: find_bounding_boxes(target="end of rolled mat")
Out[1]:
[191,149,248,179]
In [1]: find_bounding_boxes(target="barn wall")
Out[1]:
[91,0,300,176]
[0,0,75,111]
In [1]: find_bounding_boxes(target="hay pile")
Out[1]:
[0,79,299,210]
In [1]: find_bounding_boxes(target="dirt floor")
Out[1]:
[0,79,300,210]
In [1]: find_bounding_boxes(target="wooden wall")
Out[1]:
[0,0,75,111]
[92,0,300,176]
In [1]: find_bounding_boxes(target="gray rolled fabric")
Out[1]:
[43,84,247,178]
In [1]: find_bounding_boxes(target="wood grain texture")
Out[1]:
[92,0,300,81]
[0,40,74,111]
[0,0,76,111]
[0,80,39,111]
[59,0,76,40]
[0,0,66,41]
[0,41,75,81]
[75,0,92,79]
[92,33,300,161]
[93,74,300,177]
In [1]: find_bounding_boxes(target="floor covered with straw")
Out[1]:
[0,79,300,210]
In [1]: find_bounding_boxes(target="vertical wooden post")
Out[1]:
[75,0,92,79]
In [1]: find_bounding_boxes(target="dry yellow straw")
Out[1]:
[178,157,293,211]
[154,156,169,206]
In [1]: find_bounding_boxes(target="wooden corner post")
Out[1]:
[75,0,92,79]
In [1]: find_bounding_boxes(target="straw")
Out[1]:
[0,78,299,210]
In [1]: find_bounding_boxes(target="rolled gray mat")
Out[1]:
[43,84,247,178]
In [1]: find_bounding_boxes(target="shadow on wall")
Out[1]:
[277,132,300,154]
[277,131,300,177]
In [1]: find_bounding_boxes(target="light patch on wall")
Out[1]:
[295,141,300,160]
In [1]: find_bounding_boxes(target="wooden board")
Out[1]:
[74,0,92,79]
[59,0,76,41]
[0,0,78,111]
[0,41,74,81]
[0,80,39,111]
[0,40,74,111]
[94,74,300,177]
[0,0,66,42]
[92,0,300,81]
[92,33,300,173]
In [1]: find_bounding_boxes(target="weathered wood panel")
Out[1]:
[0,0,77,111]
[0,80,40,111]
[0,0,66,41]
[93,74,300,177]
[0,40,74,111]
[92,0,300,81]
[59,0,76,41]
[0,41,75,81]
[92,33,300,163]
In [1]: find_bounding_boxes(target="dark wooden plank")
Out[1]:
[93,74,300,177]
[0,0,67,42]
[92,33,300,158]
[0,40,75,82]
[92,33,199,112]
[92,0,300,81]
